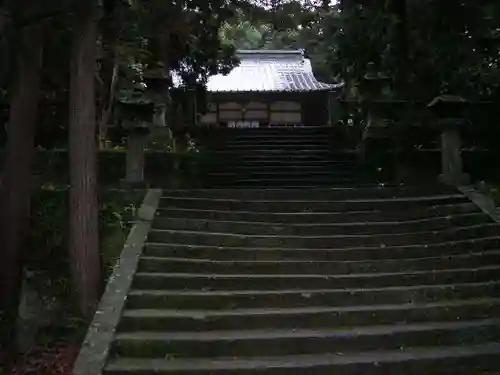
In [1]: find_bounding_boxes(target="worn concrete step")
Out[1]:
[200,176,359,185]
[208,149,350,157]
[151,213,491,235]
[226,137,332,145]
[161,185,459,200]
[207,151,355,161]
[221,126,333,134]
[219,146,334,153]
[137,250,500,275]
[132,266,500,291]
[206,164,357,172]
[201,171,358,181]
[126,281,500,310]
[200,178,362,188]
[223,135,336,141]
[158,195,469,212]
[201,167,358,176]
[208,160,357,168]
[209,157,358,166]
[155,202,480,223]
[146,224,500,249]
[104,343,500,374]
[205,167,355,175]
[118,298,500,332]
[143,236,500,261]
[112,319,500,358]
[219,141,332,150]
[203,171,356,182]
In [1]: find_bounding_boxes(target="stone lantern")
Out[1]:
[358,62,396,181]
[116,85,154,184]
[428,95,471,186]
[143,68,172,129]
[361,62,393,138]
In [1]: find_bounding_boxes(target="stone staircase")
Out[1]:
[199,126,361,187]
[102,183,500,374]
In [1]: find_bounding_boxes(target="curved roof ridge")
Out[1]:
[206,49,342,93]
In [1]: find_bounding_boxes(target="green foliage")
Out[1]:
[218,1,500,101]
[218,1,341,82]
[27,187,144,302]
[334,1,500,100]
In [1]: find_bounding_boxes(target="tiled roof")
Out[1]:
[173,50,343,93]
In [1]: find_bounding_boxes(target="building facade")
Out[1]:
[196,50,342,127]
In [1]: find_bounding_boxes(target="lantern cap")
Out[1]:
[428,95,468,108]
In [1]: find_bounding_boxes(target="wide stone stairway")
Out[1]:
[199,126,361,187]
[97,127,500,374]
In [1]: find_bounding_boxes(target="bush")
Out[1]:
[27,186,144,303]
[0,150,203,187]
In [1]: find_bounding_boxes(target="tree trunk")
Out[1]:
[0,21,44,356]
[98,0,118,149]
[392,0,408,97]
[98,61,118,149]
[68,1,102,318]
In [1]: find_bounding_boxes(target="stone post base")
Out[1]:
[438,172,470,187]
[125,134,147,184]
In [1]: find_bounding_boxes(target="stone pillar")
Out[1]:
[125,131,147,184]
[428,95,471,186]
[437,118,470,186]
[358,63,393,181]
[153,103,167,127]
[327,91,333,126]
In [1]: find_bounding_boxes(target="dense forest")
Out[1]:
[1,0,500,373]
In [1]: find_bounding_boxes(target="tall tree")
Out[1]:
[0,4,45,354]
[68,0,101,318]
[97,0,120,149]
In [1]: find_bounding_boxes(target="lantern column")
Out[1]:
[427,95,471,186]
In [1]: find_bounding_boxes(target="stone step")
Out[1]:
[161,185,459,200]
[207,164,360,173]
[206,161,356,175]
[132,266,500,291]
[208,160,356,168]
[203,171,355,180]
[200,178,362,188]
[203,166,358,175]
[154,202,480,223]
[112,319,500,359]
[200,177,359,187]
[104,343,500,374]
[146,224,500,248]
[118,298,500,331]
[143,236,500,261]
[226,137,332,145]
[218,145,334,152]
[201,171,358,180]
[137,250,500,275]
[207,157,358,165]
[206,151,356,160]
[158,195,469,212]
[208,149,349,156]
[218,126,334,138]
[222,138,332,144]
[205,157,356,165]
[151,213,491,235]
[126,281,500,310]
